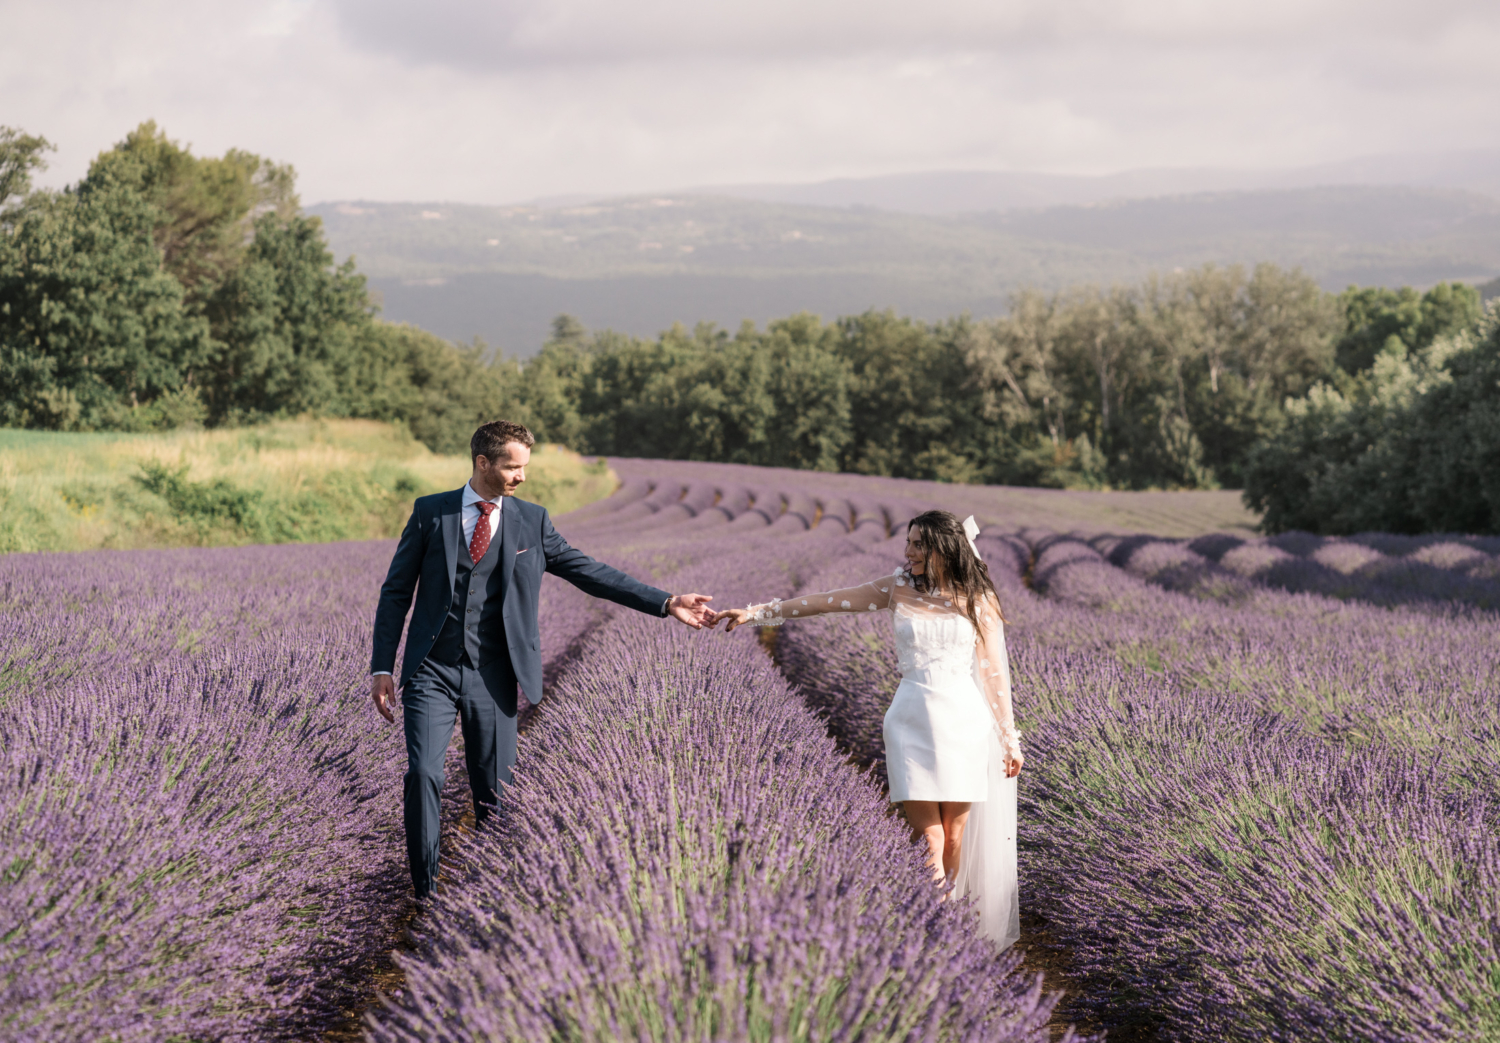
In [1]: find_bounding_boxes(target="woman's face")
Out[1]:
[905,528,927,575]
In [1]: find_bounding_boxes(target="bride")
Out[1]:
[714,510,1023,950]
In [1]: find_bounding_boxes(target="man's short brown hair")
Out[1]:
[471,420,536,462]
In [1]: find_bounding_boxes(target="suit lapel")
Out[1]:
[441,487,464,591]
[499,496,521,597]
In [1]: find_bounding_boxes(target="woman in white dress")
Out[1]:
[715,510,1024,949]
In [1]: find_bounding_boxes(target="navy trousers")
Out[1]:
[401,656,518,897]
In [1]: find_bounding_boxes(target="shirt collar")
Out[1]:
[463,481,504,511]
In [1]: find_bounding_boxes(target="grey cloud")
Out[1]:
[330,0,1500,69]
[6,0,1500,206]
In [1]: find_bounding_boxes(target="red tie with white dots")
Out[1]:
[469,501,497,562]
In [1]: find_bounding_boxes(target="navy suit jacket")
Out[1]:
[372,488,670,703]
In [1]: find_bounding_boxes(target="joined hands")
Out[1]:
[709,607,753,632]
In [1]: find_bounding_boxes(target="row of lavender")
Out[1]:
[0,542,613,1041]
[1100,529,1500,613]
[368,482,1069,1041]
[778,519,1500,1041]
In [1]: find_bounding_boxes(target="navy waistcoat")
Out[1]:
[428,518,505,667]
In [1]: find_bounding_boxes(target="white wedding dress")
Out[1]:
[745,568,1022,950]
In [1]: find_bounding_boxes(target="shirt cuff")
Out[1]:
[371,670,393,677]
[661,595,673,616]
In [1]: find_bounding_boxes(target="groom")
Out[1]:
[371,419,714,898]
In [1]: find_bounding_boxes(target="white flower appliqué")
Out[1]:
[743,598,785,627]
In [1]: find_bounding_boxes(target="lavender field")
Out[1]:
[3,460,1496,1042]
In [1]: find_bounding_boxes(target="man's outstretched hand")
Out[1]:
[371,673,397,722]
[668,593,715,630]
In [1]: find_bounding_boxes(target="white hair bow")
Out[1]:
[962,515,983,561]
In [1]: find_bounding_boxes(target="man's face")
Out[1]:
[477,441,530,497]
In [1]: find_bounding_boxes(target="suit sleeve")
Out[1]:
[372,504,428,673]
[542,510,672,616]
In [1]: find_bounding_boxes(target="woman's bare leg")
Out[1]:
[902,801,946,884]
[939,802,972,879]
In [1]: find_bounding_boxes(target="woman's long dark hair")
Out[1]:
[905,510,1006,629]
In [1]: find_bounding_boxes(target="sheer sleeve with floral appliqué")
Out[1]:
[975,592,1023,763]
[741,576,894,626]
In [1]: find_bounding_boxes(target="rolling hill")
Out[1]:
[688,149,1500,215]
[311,181,1500,356]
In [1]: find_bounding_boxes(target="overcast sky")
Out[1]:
[5,0,1498,205]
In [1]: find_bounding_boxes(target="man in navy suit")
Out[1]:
[371,419,714,898]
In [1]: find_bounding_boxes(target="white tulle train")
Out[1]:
[950,727,1020,950]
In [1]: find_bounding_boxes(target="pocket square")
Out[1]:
[515,547,530,555]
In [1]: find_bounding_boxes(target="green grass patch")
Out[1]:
[0,419,615,552]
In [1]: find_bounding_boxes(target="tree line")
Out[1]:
[0,122,494,448]
[3,124,1494,533]
[513,273,1482,501]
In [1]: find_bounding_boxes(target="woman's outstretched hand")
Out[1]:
[711,608,753,632]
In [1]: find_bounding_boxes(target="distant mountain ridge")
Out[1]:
[312,170,1500,356]
[678,150,1500,215]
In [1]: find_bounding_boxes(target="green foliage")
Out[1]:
[202,212,372,423]
[1244,306,1500,534]
[514,265,1339,492]
[760,314,853,471]
[0,122,521,450]
[834,311,976,481]
[930,264,1339,490]
[84,121,297,308]
[134,460,263,530]
[521,272,1298,491]
[513,316,597,452]
[1334,281,1482,374]
[0,122,320,432]
[125,457,428,544]
[524,314,853,471]
[0,127,53,217]
[358,323,524,456]
[0,175,213,430]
